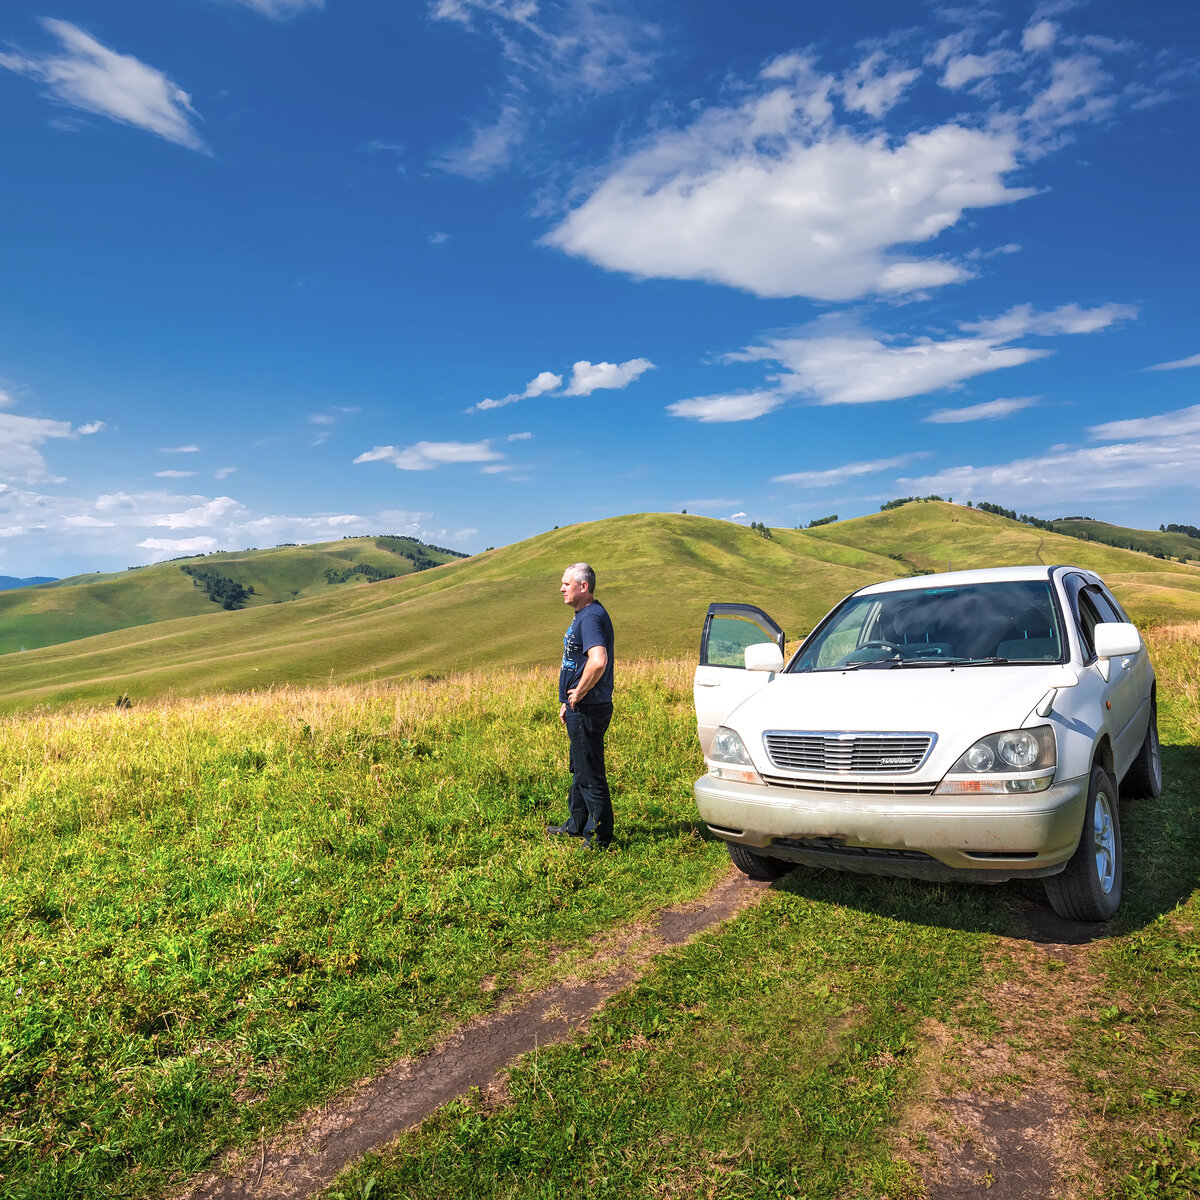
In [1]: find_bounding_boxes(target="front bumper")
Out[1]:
[694,772,1089,882]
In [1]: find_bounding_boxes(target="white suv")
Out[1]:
[693,566,1161,921]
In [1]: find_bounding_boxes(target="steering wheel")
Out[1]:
[857,640,896,653]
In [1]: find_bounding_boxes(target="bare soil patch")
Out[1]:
[896,903,1112,1199]
[174,870,769,1200]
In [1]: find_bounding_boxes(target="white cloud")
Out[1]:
[434,101,526,180]
[139,536,218,557]
[732,328,1048,407]
[0,413,75,483]
[0,19,206,151]
[1145,352,1200,372]
[507,431,533,441]
[690,302,1134,417]
[774,453,929,488]
[154,496,243,529]
[224,0,324,18]
[938,49,1022,91]
[839,51,919,117]
[667,390,785,424]
[77,420,106,435]
[924,396,1040,423]
[471,369,564,412]
[546,18,1167,299]
[310,414,336,426]
[155,469,198,478]
[961,302,1137,340]
[1023,20,1058,53]
[214,467,237,480]
[161,443,200,453]
[899,438,1200,507]
[353,440,503,471]
[545,62,1030,301]
[564,358,654,395]
[1088,403,1200,442]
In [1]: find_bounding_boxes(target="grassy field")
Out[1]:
[0,536,463,657]
[6,505,1200,714]
[1,625,1197,1198]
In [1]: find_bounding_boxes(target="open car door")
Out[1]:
[694,603,785,757]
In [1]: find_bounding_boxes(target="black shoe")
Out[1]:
[546,823,581,837]
[581,835,613,850]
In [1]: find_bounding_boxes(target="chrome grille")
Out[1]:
[763,731,935,774]
[760,773,937,795]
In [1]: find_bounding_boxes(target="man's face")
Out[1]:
[561,571,588,608]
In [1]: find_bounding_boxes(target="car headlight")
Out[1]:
[937,725,1056,794]
[708,726,763,785]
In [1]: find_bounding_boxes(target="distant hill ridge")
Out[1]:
[3,503,1200,713]
[0,535,465,656]
[0,575,57,592]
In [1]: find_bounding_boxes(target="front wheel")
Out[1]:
[727,842,791,881]
[1122,705,1163,799]
[1044,766,1122,921]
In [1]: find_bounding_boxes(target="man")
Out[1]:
[547,562,615,848]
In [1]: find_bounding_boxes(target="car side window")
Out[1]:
[1076,590,1106,659]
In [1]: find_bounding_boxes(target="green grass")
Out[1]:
[323,880,1001,1200]
[0,536,462,656]
[2,623,1198,1197]
[0,660,722,1199]
[6,506,1200,714]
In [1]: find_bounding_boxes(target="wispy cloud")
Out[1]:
[472,369,564,412]
[924,396,1041,423]
[774,453,929,488]
[471,359,651,410]
[899,402,1200,510]
[222,0,324,19]
[160,443,201,454]
[0,19,207,151]
[0,413,73,483]
[429,0,659,177]
[1088,402,1200,442]
[353,439,503,471]
[667,391,785,424]
[1145,352,1200,371]
[670,303,1133,420]
[155,469,198,479]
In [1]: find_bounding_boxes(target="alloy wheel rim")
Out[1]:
[1093,789,1116,894]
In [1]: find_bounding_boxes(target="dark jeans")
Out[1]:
[563,702,613,844]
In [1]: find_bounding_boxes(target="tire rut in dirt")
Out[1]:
[176,871,769,1200]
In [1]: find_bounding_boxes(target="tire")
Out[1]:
[1044,765,1122,921]
[727,841,791,881]
[1122,704,1163,799]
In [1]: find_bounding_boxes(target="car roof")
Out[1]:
[854,564,1096,598]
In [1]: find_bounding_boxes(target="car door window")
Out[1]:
[1076,591,1106,659]
[700,606,784,668]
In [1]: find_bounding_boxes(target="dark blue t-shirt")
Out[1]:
[559,601,615,705]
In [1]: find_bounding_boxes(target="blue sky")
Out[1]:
[1,0,1197,577]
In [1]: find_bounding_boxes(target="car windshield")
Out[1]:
[790,580,1065,672]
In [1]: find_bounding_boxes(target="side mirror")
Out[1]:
[744,642,784,672]
[1094,622,1141,659]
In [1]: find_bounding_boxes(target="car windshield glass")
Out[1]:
[790,580,1064,671]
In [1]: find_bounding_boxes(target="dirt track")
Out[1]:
[176,871,771,1200]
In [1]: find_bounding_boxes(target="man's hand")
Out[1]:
[566,645,607,711]
[559,702,568,724]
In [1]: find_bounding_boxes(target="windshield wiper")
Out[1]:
[942,656,1010,666]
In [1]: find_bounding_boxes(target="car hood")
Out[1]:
[724,664,1078,755]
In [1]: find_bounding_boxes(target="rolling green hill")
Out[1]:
[1050,517,1200,562]
[4,503,1200,713]
[0,536,464,655]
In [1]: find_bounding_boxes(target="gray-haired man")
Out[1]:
[547,562,616,848]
